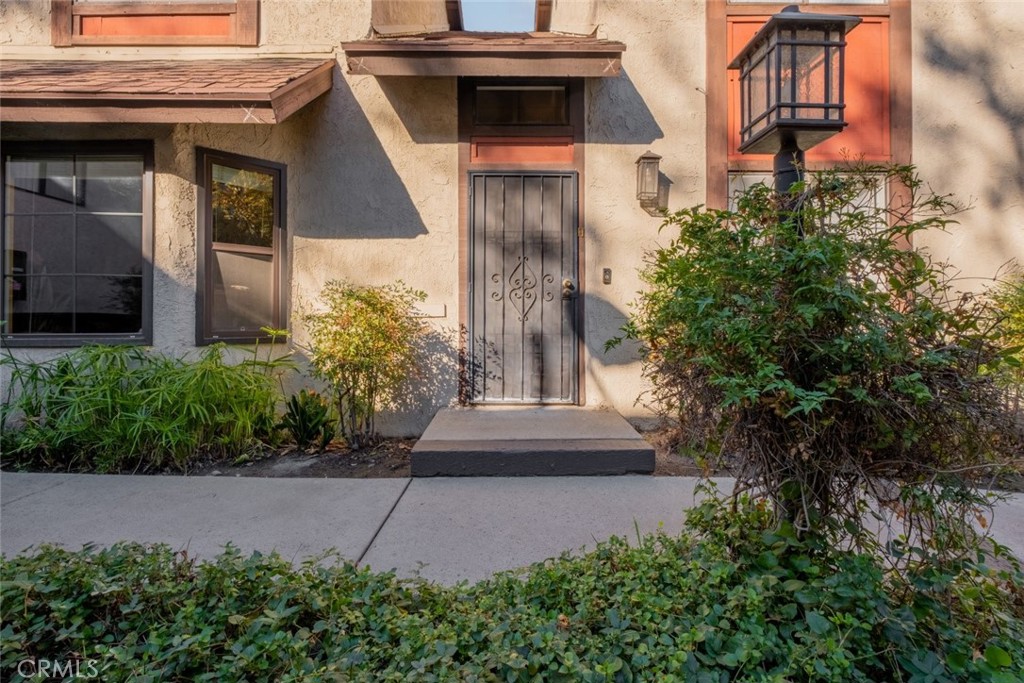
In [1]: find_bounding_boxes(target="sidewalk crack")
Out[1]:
[356,477,412,566]
[1,476,77,508]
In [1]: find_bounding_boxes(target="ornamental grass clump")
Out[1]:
[614,163,1023,543]
[303,280,426,449]
[0,342,288,473]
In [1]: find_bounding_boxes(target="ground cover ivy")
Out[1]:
[3,494,1021,682]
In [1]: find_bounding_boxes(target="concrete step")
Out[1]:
[411,407,655,476]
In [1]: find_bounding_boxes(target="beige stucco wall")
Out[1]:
[0,1,461,434]
[912,0,1024,288]
[582,0,706,421]
[3,0,1021,434]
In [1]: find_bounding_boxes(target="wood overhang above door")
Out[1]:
[342,32,624,78]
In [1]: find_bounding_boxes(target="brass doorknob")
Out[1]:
[561,278,577,299]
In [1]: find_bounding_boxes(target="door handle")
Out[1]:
[561,278,577,300]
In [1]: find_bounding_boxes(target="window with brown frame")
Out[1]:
[708,0,911,207]
[196,148,285,345]
[1,141,154,347]
[51,0,259,47]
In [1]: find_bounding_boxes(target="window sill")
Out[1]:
[1,334,151,349]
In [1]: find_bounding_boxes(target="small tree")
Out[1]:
[304,281,426,449]
[615,164,1022,541]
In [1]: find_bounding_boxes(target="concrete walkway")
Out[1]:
[2,473,1022,585]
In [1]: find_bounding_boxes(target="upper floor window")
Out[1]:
[2,142,154,347]
[729,1,885,4]
[459,0,536,31]
[51,0,259,47]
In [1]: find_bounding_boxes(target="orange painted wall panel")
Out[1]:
[471,137,574,164]
[727,16,891,165]
[80,15,232,38]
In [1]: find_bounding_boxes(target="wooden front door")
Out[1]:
[468,172,578,403]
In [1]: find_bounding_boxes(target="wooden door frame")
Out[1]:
[457,77,586,405]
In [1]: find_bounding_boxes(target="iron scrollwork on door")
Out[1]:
[495,256,539,321]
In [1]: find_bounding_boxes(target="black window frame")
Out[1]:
[0,140,154,348]
[196,147,287,345]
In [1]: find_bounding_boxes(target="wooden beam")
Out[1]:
[63,33,251,47]
[445,0,461,31]
[536,0,552,32]
[51,0,73,46]
[706,0,729,208]
[0,101,282,124]
[70,2,237,16]
[235,0,259,46]
[269,60,334,121]
[345,53,621,77]
[721,4,890,18]
[344,38,626,54]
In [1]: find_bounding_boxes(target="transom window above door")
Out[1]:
[475,85,568,126]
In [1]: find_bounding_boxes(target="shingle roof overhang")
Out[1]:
[341,32,625,78]
[0,58,335,124]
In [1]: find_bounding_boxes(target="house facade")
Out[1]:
[2,0,1022,435]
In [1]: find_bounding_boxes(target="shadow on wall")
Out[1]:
[385,325,460,434]
[581,290,639,369]
[921,26,1024,215]
[291,72,429,239]
[280,323,459,438]
[586,69,664,145]
[377,77,458,145]
[580,289,647,411]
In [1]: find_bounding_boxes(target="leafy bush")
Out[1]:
[990,271,1024,407]
[278,389,335,452]
[614,164,1022,538]
[303,280,426,449]
[3,495,1021,682]
[1,342,289,472]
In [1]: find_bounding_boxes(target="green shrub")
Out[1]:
[613,164,1022,540]
[1,341,289,472]
[278,389,335,452]
[990,271,1024,401]
[303,280,426,449]
[3,495,1021,682]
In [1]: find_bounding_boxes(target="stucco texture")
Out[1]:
[3,0,1022,436]
[912,0,1024,288]
[0,1,460,434]
[581,0,706,420]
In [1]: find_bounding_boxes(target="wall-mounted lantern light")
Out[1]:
[636,150,662,214]
[728,5,861,192]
